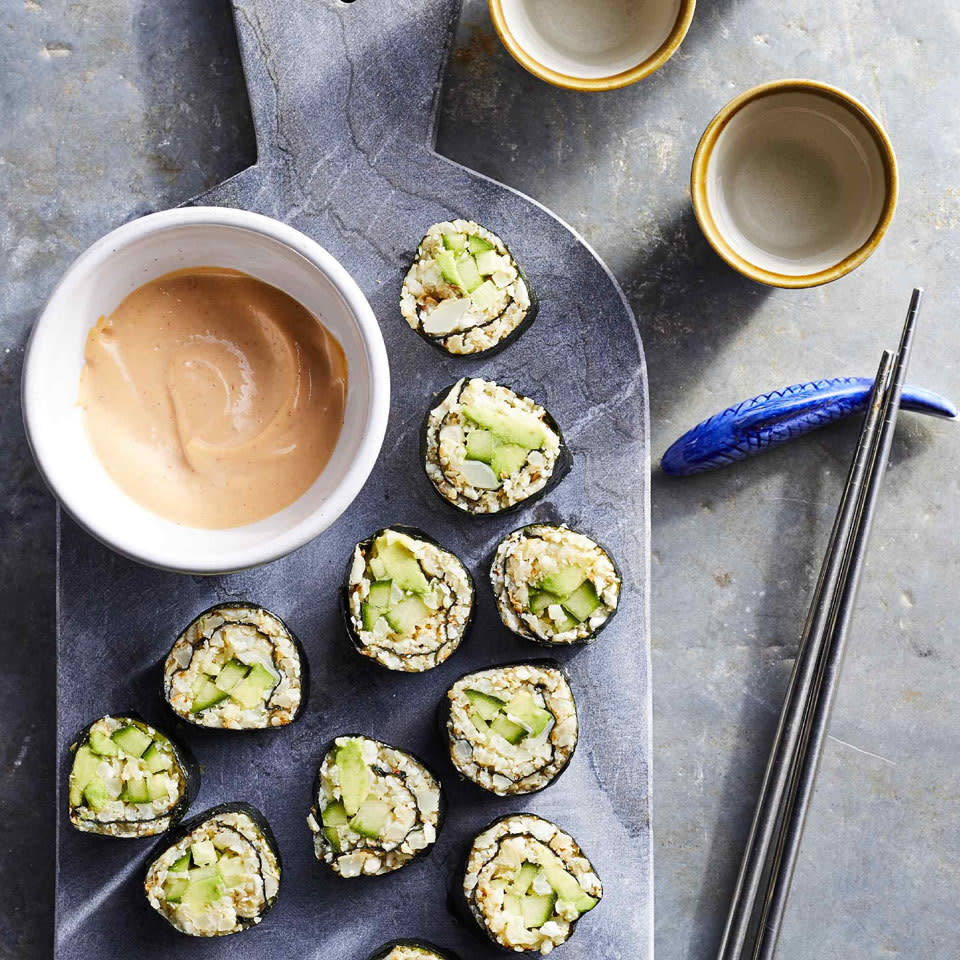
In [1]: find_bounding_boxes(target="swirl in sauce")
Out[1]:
[79,267,348,528]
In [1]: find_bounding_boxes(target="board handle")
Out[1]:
[661,376,957,476]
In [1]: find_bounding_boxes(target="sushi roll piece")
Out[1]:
[67,713,198,838]
[400,219,537,357]
[462,814,602,955]
[490,524,621,646]
[442,661,578,796]
[144,801,281,938]
[343,526,475,673]
[163,602,307,730]
[307,735,444,878]
[422,378,570,517]
[368,940,460,960]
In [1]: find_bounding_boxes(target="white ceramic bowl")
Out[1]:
[22,207,390,574]
[691,80,898,288]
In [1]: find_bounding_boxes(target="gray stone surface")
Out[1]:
[2,0,959,958]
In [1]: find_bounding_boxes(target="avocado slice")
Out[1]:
[490,714,527,745]
[335,739,370,817]
[461,404,545,450]
[385,595,431,635]
[465,428,496,463]
[82,777,110,812]
[348,798,389,838]
[504,691,552,738]
[442,232,467,253]
[369,555,388,580]
[229,662,277,709]
[142,741,173,774]
[465,689,506,722]
[112,725,152,758]
[491,442,529,479]
[217,854,248,888]
[191,677,228,713]
[538,565,586,598]
[376,538,429,594]
[183,873,224,908]
[562,580,602,622]
[190,839,217,867]
[214,658,249,694]
[467,234,494,255]
[88,730,119,757]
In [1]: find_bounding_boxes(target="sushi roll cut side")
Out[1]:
[346,527,474,673]
[424,379,568,516]
[144,803,280,938]
[463,814,602,955]
[444,662,577,796]
[401,220,535,357]
[491,525,621,645]
[369,940,459,960]
[67,715,197,838]
[308,736,443,877]
[164,602,306,730]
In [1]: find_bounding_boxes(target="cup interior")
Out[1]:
[702,86,894,280]
[23,211,388,573]
[500,0,685,80]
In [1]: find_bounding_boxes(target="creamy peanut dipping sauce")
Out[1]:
[79,267,348,528]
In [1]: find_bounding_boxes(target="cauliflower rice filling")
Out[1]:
[425,378,561,515]
[347,528,473,672]
[308,736,442,878]
[464,815,602,955]
[401,219,531,356]
[144,810,280,938]
[492,525,620,644]
[446,663,578,795]
[381,947,445,960]
[165,604,302,729]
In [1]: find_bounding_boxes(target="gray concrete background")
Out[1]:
[2,0,958,957]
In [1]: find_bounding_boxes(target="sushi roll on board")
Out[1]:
[67,714,198,838]
[423,378,570,516]
[163,602,307,730]
[442,662,578,796]
[368,940,460,960]
[491,524,621,645]
[343,526,475,672]
[461,814,602,955]
[143,801,281,937]
[401,219,537,357]
[307,735,444,878]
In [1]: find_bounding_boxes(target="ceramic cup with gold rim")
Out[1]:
[489,0,696,91]
[691,79,898,288]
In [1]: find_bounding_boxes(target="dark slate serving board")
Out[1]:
[55,1,652,957]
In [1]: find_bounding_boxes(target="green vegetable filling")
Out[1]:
[464,688,553,745]
[359,535,433,637]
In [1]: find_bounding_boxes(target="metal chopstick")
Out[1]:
[716,288,923,960]
[751,288,923,959]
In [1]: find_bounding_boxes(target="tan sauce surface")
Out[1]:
[79,267,348,528]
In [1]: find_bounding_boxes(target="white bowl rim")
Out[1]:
[21,206,391,574]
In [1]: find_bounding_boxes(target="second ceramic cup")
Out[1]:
[692,79,898,288]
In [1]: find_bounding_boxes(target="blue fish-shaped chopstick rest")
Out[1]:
[661,376,957,476]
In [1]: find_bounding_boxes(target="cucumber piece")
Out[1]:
[550,612,579,634]
[321,801,348,827]
[82,777,110,812]
[88,730,119,757]
[468,709,490,736]
[188,864,221,882]
[490,714,527,745]
[323,826,342,853]
[191,677,228,713]
[385,595,431,635]
[462,404,545,450]
[469,279,499,312]
[214,658,249,693]
[511,862,540,896]
[141,741,173,773]
[69,745,100,805]
[183,873,224,908]
[522,892,557,929]
[457,458,501,490]
[190,840,217,867]
[360,602,383,632]
[121,776,150,804]
[436,251,464,291]
[335,739,370,817]
[467,234,494,255]
[146,773,169,802]
[457,255,484,294]
[112,725,152,758]
[170,853,191,873]
[348,798,389,838]
[528,588,556,616]
[217,855,248,888]
[491,442,528,479]
[442,232,467,252]
[543,861,598,915]
[473,249,501,276]
[465,428,496,463]
[562,580,602,622]
[504,893,524,918]
[465,689,506,722]
[162,876,189,903]
[229,662,277,709]
[505,691,552,738]
[538,565,587,598]
[367,580,393,608]
[376,538,429,594]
